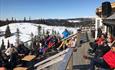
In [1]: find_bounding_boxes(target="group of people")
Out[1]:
[87,32,115,70]
[0,29,73,70]
[0,42,30,69]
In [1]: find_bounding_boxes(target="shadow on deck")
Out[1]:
[73,31,94,70]
[73,64,90,70]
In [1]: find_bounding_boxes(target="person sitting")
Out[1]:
[103,41,115,69]
[17,43,29,56]
[38,46,44,57]
[5,44,18,69]
[87,41,115,70]
[62,29,70,38]
[0,51,5,67]
[96,34,105,46]
[5,44,17,57]
[88,34,106,55]
[0,52,8,69]
[0,52,7,68]
[84,39,111,69]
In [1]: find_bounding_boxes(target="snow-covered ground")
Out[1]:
[0,23,79,48]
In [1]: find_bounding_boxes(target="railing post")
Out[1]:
[66,52,73,70]
[76,32,81,47]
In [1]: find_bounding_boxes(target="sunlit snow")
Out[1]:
[0,23,78,47]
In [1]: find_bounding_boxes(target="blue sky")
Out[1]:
[0,0,114,20]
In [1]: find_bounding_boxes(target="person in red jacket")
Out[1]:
[103,41,115,69]
[96,34,105,46]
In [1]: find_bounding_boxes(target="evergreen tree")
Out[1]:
[16,28,20,47]
[54,31,57,35]
[37,25,41,36]
[12,17,14,21]
[30,32,34,39]
[24,17,26,21]
[46,30,49,35]
[6,18,9,22]
[5,25,11,38]
[0,39,5,50]
[7,40,10,49]
[29,17,31,21]
[42,29,45,35]
[57,32,60,36]
[30,32,34,50]
[52,29,55,35]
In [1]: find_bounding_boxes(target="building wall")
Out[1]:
[95,17,107,39]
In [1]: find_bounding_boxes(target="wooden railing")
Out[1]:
[34,32,85,70]
[34,31,89,70]
[34,48,73,70]
[34,34,76,69]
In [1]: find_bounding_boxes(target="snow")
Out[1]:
[0,23,78,48]
[68,20,81,23]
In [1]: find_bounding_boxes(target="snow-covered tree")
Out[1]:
[5,25,11,38]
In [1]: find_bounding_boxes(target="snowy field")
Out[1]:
[0,23,79,48]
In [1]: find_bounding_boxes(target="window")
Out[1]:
[112,26,115,37]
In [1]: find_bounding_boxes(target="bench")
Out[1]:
[22,55,36,61]
[13,67,28,70]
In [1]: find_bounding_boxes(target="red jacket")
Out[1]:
[96,38,104,46]
[103,50,115,69]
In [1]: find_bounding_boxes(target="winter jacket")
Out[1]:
[103,50,115,69]
[62,30,70,38]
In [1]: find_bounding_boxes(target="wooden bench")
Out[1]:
[13,67,28,70]
[22,55,36,61]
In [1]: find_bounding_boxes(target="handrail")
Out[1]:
[34,33,78,69]
[58,48,73,70]
[34,48,69,67]
[34,31,87,70]
[35,48,72,70]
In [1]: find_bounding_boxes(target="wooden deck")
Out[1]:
[73,31,94,70]
[13,31,94,70]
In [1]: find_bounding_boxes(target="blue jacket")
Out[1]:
[62,30,70,38]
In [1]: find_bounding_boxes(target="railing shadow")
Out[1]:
[73,64,90,70]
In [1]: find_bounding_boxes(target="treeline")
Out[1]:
[0,18,95,27]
